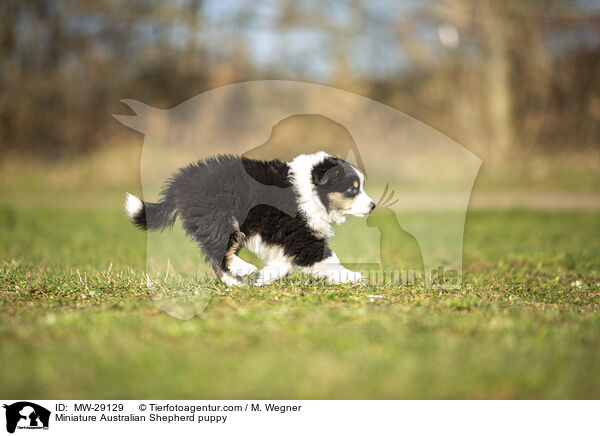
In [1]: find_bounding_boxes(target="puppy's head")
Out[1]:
[311,156,375,222]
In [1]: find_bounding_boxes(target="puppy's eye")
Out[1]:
[346,187,358,194]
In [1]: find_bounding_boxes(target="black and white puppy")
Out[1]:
[125,152,375,286]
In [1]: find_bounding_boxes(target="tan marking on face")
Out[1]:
[327,192,355,213]
[353,180,358,188]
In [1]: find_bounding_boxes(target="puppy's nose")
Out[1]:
[369,202,376,212]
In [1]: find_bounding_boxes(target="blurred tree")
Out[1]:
[381,0,600,167]
[0,0,598,164]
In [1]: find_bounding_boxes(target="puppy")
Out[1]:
[125,152,375,286]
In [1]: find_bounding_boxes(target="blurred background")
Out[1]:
[2,0,600,400]
[1,0,599,203]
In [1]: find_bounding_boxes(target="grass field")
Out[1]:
[1,204,599,399]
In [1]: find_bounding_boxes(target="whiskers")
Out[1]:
[376,183,399,209]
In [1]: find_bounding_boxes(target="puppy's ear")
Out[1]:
[313,157,339,185]
[314,172,328,185]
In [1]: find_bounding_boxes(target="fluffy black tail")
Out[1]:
[125,192,177,231]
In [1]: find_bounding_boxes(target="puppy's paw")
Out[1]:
[253,272,280,287]
[230,263,258,277]
[339,269,363,283]
[229,257,258,277]
[252,275,270,287]
[252,269,279,286]
[252,263,292,286]
[220,272,245,287]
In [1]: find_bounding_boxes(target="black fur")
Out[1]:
[128,155,339,277]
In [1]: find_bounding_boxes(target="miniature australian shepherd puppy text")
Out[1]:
[125,152,375,286]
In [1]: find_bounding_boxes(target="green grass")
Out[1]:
[1,206,599,399]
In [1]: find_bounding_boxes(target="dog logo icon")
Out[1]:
[3,402,50,434]
[113,81,481,318]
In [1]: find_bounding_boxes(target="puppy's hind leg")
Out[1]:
[208,255,247,287]
[219,270,246,287]
[212,230,250,287]
[183,213,248,287]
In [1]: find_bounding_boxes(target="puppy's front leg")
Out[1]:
[229,255,258,277]
[253,261,294,286]
[305,251,363,284]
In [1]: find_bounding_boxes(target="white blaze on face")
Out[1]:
[289,151,336,239]
[346,165,374,217]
